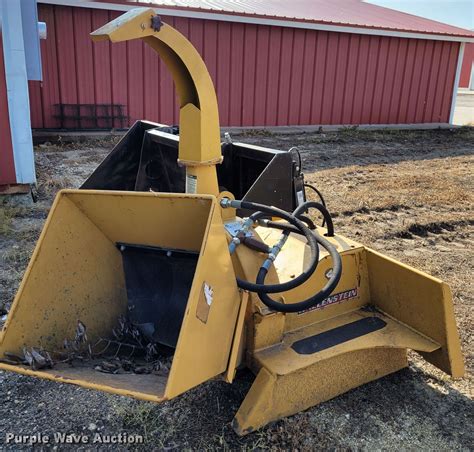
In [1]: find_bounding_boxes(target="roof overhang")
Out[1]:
[39,0,474,43]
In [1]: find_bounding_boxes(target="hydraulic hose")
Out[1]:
[304,183,328,227]
[224,200,320,294]
[304,183,327,207]
[293,201,335,236]
[298,214,317,230]
[260,220,301,235]
[221,197,342,313]
[256,233,342,313]
[263,201,334,237]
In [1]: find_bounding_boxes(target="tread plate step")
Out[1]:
[254,308,440,376]
[292,316,387,354]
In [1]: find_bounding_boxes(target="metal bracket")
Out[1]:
[224,220,253,238]
[151,15,162,32]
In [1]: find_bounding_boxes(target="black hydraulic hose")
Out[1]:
[298,214,316,230]
[304,183,327,206]
[289,146,302,173]
[256,233,343,313]
[224,198,341,313]
[294,201,335,237]
[263,206,333,237]
[224,198,342,313]
[234,201,320,294]
[304,183,327,227]
[241,236,272,254]
[263,221,301,235]
[251,213,315,231]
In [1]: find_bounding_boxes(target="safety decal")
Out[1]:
[185,174,197,194]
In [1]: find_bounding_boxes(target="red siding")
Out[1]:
[440,43,460,122]
[32,4,61,128]
[288,29,305,125]
[460,43,473,88]
[0,33,17,185]
[265,26,282,126]
[299,30,317,124]
[242,24,257,126]
[74,8,94,103]
[310,31,329,124]
[229,22,245,125]
[30,4,460,129]
[254,25,270,126]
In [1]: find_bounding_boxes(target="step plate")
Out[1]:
[292,317,387,354]
[254,308,440,377]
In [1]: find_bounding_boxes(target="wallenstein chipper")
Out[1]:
[0,9,464,435]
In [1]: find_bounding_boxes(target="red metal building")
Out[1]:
[23,0,474,130]
[460,43,473,89]
[26,0,474,129]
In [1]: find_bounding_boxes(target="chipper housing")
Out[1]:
[0,8,464,435]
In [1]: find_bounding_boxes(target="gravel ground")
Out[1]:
[0,127,473,450]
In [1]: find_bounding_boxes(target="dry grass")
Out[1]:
[0,205,27,235]
[37,176,74,196]
[35,136,121,153]
[309,155,473,215]
[2,245,34,268]
[113,401,187,448]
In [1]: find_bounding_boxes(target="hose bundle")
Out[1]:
[221,198,342,313]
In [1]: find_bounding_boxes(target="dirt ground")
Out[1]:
[0,127,473,450]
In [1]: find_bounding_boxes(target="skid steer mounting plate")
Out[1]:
[81,121,305,216]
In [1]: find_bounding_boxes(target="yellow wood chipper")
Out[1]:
[0,8,464,435]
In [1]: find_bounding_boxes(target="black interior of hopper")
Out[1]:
[135,130,183,193]
[118,243,198,348]
[81,121,176,191]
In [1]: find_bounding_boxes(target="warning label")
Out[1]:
[186,174,197,194]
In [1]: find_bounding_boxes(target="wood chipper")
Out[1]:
[0,8,464,435]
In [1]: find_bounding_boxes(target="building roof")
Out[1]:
[41,0,474,41]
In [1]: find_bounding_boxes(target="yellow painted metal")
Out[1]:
[366,248,465,377]
[90,8,221,195]
[0,190,242,401]
[254,309,439,377]
[0,8,465,437]
[230,228,464,433]
[0,362,168,403]
[225,290,249,383]
[0,192,128,354]
[234,348,409,435]
[164,193,242,398]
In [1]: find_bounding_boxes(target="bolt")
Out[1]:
[220,197,231,208]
